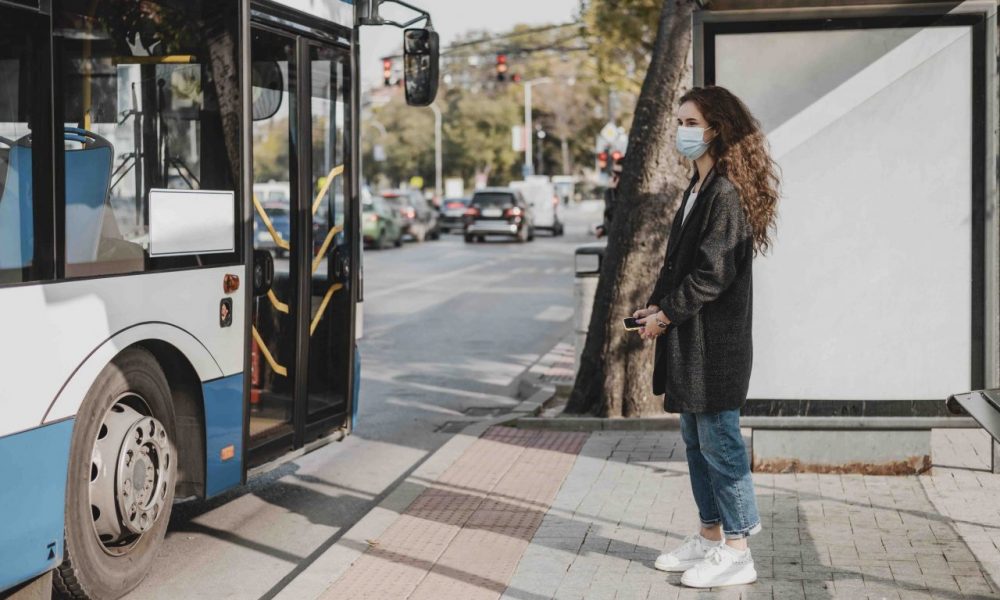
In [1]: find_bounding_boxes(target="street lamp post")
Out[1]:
[523,77,552,177]
[429,103,442,202]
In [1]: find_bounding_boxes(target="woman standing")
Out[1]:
[634,86,779,589]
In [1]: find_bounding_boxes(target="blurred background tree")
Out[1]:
[361,5,657,191]
[581,0,661,94]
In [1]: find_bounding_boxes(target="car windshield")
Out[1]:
[264,206,289,218]
[472,193,515,208]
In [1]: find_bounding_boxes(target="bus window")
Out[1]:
[0,12,44,284]
[54,0,242,278]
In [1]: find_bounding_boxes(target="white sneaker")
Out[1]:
[653,534,723,572]
[680,545,757,588]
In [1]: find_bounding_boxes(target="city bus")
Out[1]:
[0,0,438,598]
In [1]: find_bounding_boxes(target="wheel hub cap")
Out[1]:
[90,399,172,553]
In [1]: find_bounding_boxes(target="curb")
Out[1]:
[273,389,554,600]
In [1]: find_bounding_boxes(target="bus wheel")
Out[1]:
[55,348,176,600]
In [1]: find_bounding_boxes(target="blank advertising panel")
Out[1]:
[714,25,973,400]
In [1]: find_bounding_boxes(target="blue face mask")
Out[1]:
[676,126,713,160]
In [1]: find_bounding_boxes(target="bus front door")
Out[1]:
[249,22,353,466]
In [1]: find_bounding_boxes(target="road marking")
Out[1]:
[365,259,501,300]
[534,305,574,322]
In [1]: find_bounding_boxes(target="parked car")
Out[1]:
[380,189,439,242]
[464,188,534,243]
[438,197,471,233]
[253,201,291,257]
[362,193,404,249]
[253,180,291,204]
[511,178,563,236]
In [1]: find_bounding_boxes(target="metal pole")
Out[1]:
[523,82,532,176]
[430,103,442,201]
[522,78,554,177]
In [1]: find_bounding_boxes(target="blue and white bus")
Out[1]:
[0,1,437,598]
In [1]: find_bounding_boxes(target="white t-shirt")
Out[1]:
[681,190,699,225]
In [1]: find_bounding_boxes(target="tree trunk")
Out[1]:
[566,0,695,417]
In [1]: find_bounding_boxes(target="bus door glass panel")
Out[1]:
[0,7,48,285]
[306,45,350,421]
[250,28,298,446]
[53,0,242,278]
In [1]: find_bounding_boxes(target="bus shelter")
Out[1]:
[694,0,1000,467]
[696,0,998,409]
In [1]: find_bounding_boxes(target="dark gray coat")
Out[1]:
[646,169,753,414]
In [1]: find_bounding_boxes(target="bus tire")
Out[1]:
[55,347,177,600]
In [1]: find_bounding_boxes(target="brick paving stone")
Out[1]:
[324,427,586,600]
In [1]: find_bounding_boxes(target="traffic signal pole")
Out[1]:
[430,103,442,202]
[524,82,532,176]
[523,77,552,177]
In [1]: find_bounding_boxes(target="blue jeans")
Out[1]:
[680,410,761,539]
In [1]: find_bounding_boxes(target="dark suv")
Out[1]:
[464,188,534,243]
[380,189,439,242]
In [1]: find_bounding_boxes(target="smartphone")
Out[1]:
[623,317,643,331]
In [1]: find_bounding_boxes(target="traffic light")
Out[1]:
[597,151,608,170]
[611,150,623,162]
[383,58,392,86]
[495,53,508,82]
[511,73,521,83]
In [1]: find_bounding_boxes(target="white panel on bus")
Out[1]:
[1,266,246,438]
[715,26,973,400]
[148,189,235,257]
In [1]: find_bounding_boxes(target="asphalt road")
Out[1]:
[124,202,603,600]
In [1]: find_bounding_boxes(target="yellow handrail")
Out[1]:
[251,326,287,377]
[311,164,345,216]
[310,284,343,336]
[312,225,344,274]
[113,55,197,65]
[253,194,290,251]
[266,289,289,314]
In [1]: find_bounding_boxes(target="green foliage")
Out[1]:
[362,15,648,189]
[442,86,523,185]
[362,97,436,187]
[253,119,290,183]
[581,0,661,93]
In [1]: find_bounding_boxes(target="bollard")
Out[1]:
[573,243,605,373]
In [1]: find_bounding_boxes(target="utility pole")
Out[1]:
[523,77,552,177]
[429,103,442,201]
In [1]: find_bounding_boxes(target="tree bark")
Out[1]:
[565,0,695,417]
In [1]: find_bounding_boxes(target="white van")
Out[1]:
[510,178,564,236]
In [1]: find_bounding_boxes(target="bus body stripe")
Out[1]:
[0,419,74,592]
[204,374,245,498]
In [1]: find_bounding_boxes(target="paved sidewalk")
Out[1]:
[325,427,588,599]
[315,427,1000,599]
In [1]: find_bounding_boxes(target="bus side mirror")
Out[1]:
[403,28,439,107]
[253,249,274,296]
[251,61,284,121]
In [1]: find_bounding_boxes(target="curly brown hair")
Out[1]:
[679,86,780,255]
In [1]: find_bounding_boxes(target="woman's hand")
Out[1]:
[632,305,659,320]
[638,310,670,340]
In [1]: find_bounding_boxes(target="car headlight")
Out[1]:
[257,231,271,242]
